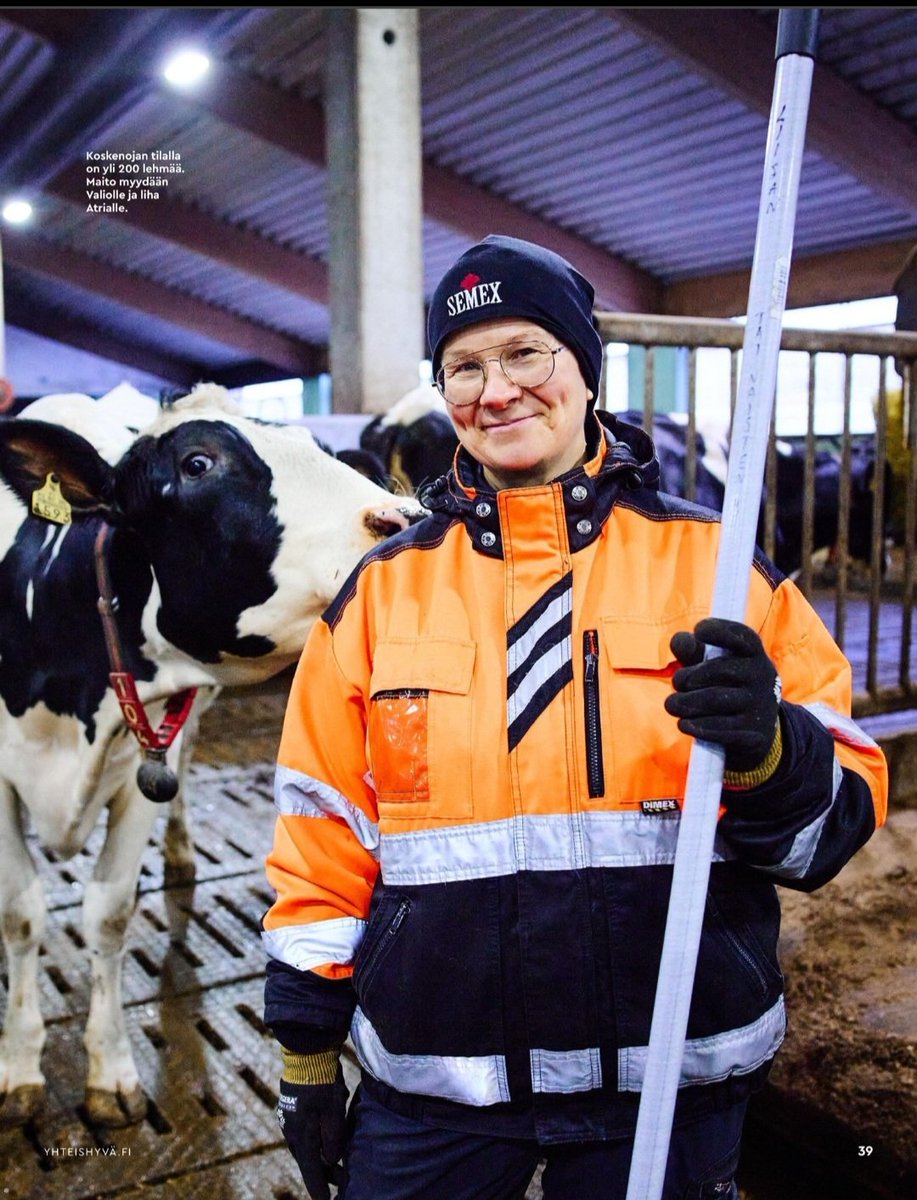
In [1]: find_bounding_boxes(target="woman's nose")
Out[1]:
[479,361,521,408]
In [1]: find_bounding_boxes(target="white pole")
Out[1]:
[624,12,820,1199]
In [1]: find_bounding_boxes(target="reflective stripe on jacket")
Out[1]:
[262,413,887,1142]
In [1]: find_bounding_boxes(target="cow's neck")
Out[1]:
[0,516,158,742]
[139,520,280,671]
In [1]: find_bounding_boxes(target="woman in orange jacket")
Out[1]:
[262,236,887,1200]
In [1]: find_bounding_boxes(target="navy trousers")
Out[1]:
[339,1087,745,1200]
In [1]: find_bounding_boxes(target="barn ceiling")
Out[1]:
[0,6,915,399]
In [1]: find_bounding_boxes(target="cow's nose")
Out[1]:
[364,502,426,539]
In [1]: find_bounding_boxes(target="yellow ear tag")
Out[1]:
[31,472,72,525]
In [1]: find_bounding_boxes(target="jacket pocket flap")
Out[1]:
[601,613,705,671]
[371,638,476,695]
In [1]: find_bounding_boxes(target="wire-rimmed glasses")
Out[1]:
[435,341,565,407]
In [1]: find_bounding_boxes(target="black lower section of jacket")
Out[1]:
[263,704,877,1143]
[358,1061,771,1143]
[266,859,783,1143]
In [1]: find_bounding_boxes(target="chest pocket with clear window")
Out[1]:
[368,638,476,819]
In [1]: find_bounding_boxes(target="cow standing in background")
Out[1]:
[766,437,886,580]
[619,409,881,579]
[622,409,728,514]
[0,384,423,1128]
[360,383,458,495]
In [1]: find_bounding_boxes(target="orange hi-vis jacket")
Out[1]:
[262,413,887,1142]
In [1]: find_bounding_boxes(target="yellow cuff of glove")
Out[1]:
[281,1044,341,1086]
[722,719,783,792]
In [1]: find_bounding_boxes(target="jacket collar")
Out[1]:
[421,411,659,559]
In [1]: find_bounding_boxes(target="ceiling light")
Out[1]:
[163,49,210,88]
[2,199,33,224]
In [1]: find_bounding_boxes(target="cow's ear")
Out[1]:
[0,419,118,517]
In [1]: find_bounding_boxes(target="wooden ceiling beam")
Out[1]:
[2,230,323,375]
[3,292,203,388]
[420,165,660,311]
[49,165,329,304]
[664,237,916,318]
[186,58,327,162]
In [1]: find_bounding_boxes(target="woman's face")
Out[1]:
[441,318,593,490]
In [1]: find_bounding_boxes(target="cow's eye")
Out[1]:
[182,452,214,478]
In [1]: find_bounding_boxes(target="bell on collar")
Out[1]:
[137,748,180,804]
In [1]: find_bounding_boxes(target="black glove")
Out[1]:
[276,1046,349,1200]
[664,617,781,775]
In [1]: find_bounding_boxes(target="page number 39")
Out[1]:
[858,1146,874,1157]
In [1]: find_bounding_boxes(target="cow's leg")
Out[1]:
[162,787,196,887]
[0,785,48,1126]
[162,730,196,887]
[81,782,158,1127]
[162,687,218,887]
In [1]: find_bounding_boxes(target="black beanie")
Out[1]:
[427,234,604,398]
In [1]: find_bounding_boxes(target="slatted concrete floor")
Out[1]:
[0,683,330,1199]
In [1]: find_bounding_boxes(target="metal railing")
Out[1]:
[595,313,917,718]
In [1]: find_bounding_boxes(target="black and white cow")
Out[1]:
[0,384,423,1128]
[619,410,880,578]
[620,409,728,515]
[360,384,458,495]
[764,438,881,578]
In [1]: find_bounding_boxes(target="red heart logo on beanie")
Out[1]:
[459,273,481,290]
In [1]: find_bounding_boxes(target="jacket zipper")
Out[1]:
[724,927,769,996]
[359,898,412,992]
[583,629,605,798]
[372,688,427,699]
[707,895,769,997]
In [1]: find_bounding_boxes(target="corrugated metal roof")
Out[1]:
[80,93,330,253]
[416,7,916,281]
[222,6,326,97]
[818,7,917,112]
[0,23,54,124]
[0,6,914,393]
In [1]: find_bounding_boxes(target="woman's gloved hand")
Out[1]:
[664,617,782,777]
[276,1045,349,1200]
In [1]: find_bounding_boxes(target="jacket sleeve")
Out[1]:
[718,574,888,893]
[262,610,379,1042]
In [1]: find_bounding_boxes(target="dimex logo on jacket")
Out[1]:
[446,271,504,316]
[640,799,680,815]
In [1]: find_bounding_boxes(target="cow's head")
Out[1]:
[0,385,425,683]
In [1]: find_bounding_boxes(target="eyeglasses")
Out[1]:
[435,341,565,407]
